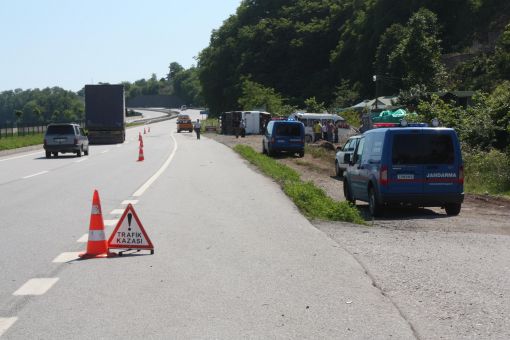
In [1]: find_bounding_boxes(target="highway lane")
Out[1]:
[0,110,415,338]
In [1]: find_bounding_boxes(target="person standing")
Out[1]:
[240,119,246,138]
[313,121,322,142]
[194,119,201,140]
[327,121,334,142]
[321,121,328,140]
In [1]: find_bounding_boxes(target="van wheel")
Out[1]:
[368,187,383,217]
[335,161,343,177]
[445,203,461,216]
[343,179,355,204]
[262,142,267,154]
[267,146,274,157]
[84,147,89,156]
[45,151,51,158]
[76,147,82,157]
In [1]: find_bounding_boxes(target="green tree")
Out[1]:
[238,78,292,116]
[304,97,326,113]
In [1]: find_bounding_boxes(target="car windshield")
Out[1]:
[46,125,75,135]
[392,134,454,164]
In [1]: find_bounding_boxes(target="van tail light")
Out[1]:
[380,165,389,186]
[459,165,464,184]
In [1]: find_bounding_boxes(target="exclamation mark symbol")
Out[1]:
[127,213,132,231]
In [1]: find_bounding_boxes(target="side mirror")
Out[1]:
[344,153,351,164]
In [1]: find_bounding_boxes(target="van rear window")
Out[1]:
[275,124,301,137]
[46,125,75,135]
[392,134,454,164]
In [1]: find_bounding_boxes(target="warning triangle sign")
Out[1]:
[107,204,154,251]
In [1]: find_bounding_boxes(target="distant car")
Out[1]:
[44,123,89,158]
[180,105,187,111]
[335,135,361,177]
[176,114,193,133]
[262,119,305,157]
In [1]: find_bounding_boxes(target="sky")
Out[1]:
[0,0,241,92]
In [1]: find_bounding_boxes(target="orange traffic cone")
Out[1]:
[138,132,142,141]
[79,190,112,258]
[138,145,144,161]
[139,136,144,147]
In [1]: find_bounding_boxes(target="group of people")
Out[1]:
[313,120,340,143]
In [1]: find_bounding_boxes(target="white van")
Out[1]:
[289,112,347,143]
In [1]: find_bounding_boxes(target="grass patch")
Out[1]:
[305,144,336,162]
[234,144,364,224]
[464,149,510,196]
[0,134,43,151]
[294,159,324,172]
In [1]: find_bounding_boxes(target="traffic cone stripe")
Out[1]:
[88,230,106,241]
[91,205,101,215]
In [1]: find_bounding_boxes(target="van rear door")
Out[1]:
[420,131,462,195]
[389,132,425,194]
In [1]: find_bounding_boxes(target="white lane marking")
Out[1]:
[75,158,88,163]
[133,133,177,197]
[0,151,42,162]
[13,278,59,296]
[101,150,109,154]
[121,200,138,205]
[52,252,81,263]
[0,317,18,337]
[109,209,125,215]
[104,219,119,227]
[77,234,88,243]
[22,171,48,179]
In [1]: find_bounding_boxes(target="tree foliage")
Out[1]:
[0,87,84,125]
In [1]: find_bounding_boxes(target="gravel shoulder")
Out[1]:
[207,132,510,339]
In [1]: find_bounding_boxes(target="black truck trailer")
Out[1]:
[85,84,125,144]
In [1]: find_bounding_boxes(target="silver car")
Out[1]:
[335,135,361,177]
[44,123,89,158]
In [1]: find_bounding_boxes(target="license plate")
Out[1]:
[54,138,66,143]
[290,139,301,142]
[397,174,414,180]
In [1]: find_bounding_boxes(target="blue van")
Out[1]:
[262,119,305,157]
[343,126,464,216]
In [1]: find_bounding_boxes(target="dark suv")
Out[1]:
[44,123,89,158]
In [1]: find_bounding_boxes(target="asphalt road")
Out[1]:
[0,110,416,339]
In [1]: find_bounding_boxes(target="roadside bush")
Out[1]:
[464,148,510,195]
[284,181,365,223]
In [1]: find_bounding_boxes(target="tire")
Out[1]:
[177,129,181,133]
[76,147,82,157]
[267,146,274,157]
[262,142,267,154]
[335,161,343,177]
[189,129,192,133]
[84,147,89,156]
[343,179,355,204]
[445,203,461,216]
[368,187,383,217]
[52,152,58,157]
[298,150,304,158]
[45,151,51,158]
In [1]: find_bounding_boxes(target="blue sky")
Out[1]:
[0,0,241,92]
